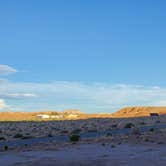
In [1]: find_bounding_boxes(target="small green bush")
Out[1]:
[144,138,149,142]
[70,134,80,142]
[4,145,8,151]
[13,133,23,138]
[0,137,6,140]
[48,133,53,137]
[124,123,135,128]
[106,132,112,137]
[102,143,105,146]
[111,145,116,148]
[149,128,155,132]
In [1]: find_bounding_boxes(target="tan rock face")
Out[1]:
[112,107,166,117]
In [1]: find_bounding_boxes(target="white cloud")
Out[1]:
[1,80,166,112]
[0,99,7,110]
[0,65,17,75]
[4,93,37,99]
[1,65,165,112]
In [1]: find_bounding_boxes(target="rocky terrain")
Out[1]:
[0,115,165,142]
[0,127,166,166]
[0,107,165,142]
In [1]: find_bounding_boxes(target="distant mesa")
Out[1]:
[112,106,166,117]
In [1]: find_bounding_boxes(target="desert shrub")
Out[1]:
[111,124,117,128]
[13,133,23,138]
[157,141,164,144]
[144,138,149,142]
[124,123,135,128]
[149,128,155,132]
[69,134,80,142]
[0,137,6,140]
[111,145,116,148]
[106,132,112,137]
[102,143,105,146]
[48,133,53,137]
[4,145,8,151]
[25,133,30,135]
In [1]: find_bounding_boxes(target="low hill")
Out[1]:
[0,107,166,121]
[0,112,37,121]
[63,109,84,114]
[112,106,166,117]
[0,110,85,121]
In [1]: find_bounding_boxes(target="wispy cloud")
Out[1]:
[1,79,166,112]
[0,99,7,110]
[0,65,17,75]
[1,93,37,99]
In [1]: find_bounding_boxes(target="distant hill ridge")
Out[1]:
[63,109,84,114]
[0,110,85,121]
[0,107,166,121]
[112,106,166,117]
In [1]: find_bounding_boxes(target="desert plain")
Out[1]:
[0,107,166,166]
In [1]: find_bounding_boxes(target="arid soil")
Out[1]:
[0,115,166,142]
[0,128,166,166]
[0,107,165,166]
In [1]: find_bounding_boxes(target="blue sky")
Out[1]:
[0,0,166,113]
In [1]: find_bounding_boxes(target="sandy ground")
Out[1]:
[0,143,165,166]
[0,128,166,166]
[0,115,165,166]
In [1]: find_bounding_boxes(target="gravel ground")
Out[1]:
[0,143,166,166]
